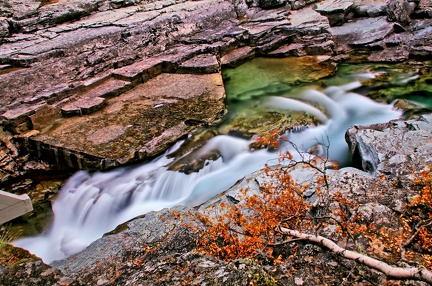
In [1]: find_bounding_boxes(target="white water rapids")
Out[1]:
[14,79,402,263]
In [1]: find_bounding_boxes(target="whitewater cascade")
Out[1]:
[14,79,402,263]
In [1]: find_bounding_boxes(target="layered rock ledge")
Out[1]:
[1,0,431,188]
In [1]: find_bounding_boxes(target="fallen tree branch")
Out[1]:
[400,219,432,261]
[277,227,432,284]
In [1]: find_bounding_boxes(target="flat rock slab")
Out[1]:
[26,73,225,170]
[315,0,354,14]
[289,6,330,30]
[330,16,394,49]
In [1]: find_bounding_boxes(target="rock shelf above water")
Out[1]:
[0,0,431,183]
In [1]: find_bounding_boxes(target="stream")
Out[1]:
[14,59,430,263]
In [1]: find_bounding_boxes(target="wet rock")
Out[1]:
[346,114,432,175]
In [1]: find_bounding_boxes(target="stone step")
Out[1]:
[221,46,255,67]
[177,53,220,74]
[60,78,132,117]
[112,57,165,84]
[61,96,106,117]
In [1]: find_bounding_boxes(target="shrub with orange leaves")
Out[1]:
[400,166,432,268]
[197,162,313,262]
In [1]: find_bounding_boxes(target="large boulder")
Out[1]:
[346,114,432,175]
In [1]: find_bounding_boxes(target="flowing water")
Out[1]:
[14,59,431,263]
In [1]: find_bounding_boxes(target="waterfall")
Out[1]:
[13,79,402,263]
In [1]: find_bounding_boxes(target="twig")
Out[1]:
[313,216,357,246]
[267,238,304,246]
[400,219,432,261]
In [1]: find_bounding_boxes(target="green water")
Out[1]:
[221,57,432,133]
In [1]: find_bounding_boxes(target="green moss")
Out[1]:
[0,243,41,268]
[250,272,280,286]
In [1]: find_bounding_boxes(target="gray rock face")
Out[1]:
[387,0,416,26]
[346,114,432,175]
[330,16,394,47]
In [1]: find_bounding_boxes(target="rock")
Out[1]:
[0,17,10,40]
[0,260,64,286]
[314,0,354,26]
[346,114,432,175]
[259,0,288,9]
[23,72,226,170]
[111,56,164,84]
[353,0,388,17]
[220,46,256,67]
[0,0,40,20]
[409,19,432,59]
[177,53,220,74]
[287,6,333,55]
[413,0,432,18]
[330,16,395,53]
[386,0,416,26]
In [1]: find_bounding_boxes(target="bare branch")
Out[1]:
[400,219,432,261]
[267,238,304,246]
[277,227,432,284]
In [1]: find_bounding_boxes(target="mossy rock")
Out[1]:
[0,243,41,268]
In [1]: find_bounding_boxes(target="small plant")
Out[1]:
[0,224,22,245]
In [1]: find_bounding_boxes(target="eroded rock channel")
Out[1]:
[1,0,432,284]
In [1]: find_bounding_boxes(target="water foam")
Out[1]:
[13,81,402,263]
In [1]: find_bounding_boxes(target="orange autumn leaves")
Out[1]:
[197,163,311,261]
